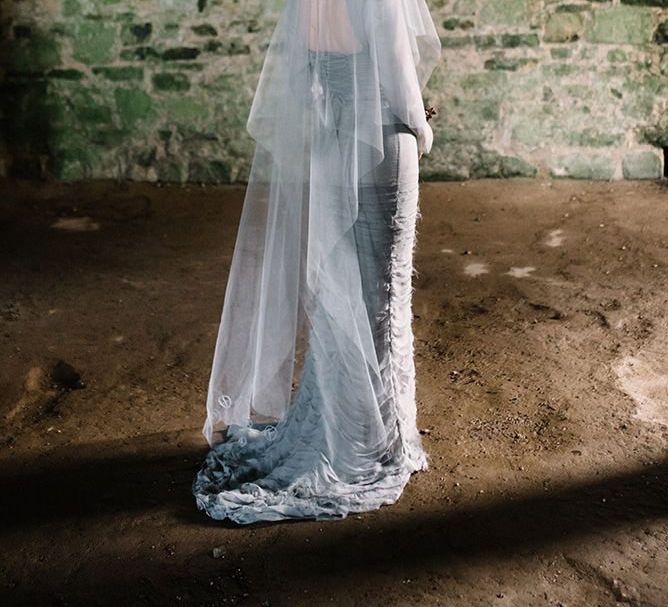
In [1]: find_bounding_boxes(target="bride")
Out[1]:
[192,0,441,524]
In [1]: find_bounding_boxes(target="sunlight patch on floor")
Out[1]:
[614,352,668,427]
[50,217,100,232]
[506,266,536,278]
[464,262,489,277]
[544,229,565,247]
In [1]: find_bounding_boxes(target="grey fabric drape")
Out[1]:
[193,0,441,523]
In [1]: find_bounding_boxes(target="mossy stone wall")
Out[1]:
[1,0,666,182]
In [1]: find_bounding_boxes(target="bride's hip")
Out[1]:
[359,124,419,188]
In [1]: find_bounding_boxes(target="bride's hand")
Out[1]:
[416,123,433,159]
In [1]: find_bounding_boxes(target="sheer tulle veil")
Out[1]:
[202,0,441,448]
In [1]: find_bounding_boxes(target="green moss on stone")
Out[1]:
[622,151,662,179]
[500,33,539,47]
[73,22,116,64]
[152,72,191,92]
[550,154,615,179]
[161,97,209,123]
[47,68,85,80]
[11,32,61,72]
[192,24,218,36]
[188,160,231,183]
[114,88,152,127]
[162,47,201,61]
[92,66,144,81]
[62,0,81,17]
[479,0,535,27]
[544,13,583,43]
[587,6,653,45]
[121,23,152,44]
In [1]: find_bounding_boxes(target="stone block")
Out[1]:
[121,23,152,45]
[622,151,662,178]
[11,32,61,73]
[587,6,654,45]
[188,160,232,183]
[544,13,584,43]
[152,73,190,92]
[73,22,116,65]
[479,0,537,28]
[550,154,615,179]
[192,24,218,36]
[92,66,144,81]
[162,47,201,61]
[114,88,152,127]
[47,69,85,80]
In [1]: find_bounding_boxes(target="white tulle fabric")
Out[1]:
[193,0,441,523]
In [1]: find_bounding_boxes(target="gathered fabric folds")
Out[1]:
[193,0,441,523]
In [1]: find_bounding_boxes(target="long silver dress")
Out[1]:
[192,1,441,524]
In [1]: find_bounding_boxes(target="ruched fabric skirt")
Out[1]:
[192,52,428,524]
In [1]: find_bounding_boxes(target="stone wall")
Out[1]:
[0,0,666,183]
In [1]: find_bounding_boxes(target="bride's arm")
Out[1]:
[371,0,433,155]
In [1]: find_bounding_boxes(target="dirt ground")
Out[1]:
[0,176,667,607]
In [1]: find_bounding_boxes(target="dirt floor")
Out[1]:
[0,176,667,607]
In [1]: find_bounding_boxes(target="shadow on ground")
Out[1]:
[1,431,666,605]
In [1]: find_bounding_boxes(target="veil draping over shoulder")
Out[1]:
[202,0,441,448]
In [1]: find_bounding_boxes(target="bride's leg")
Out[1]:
[387,125,427,470]
[355,126,402,358]
[354,123,419,365]
[354,122,425,468]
